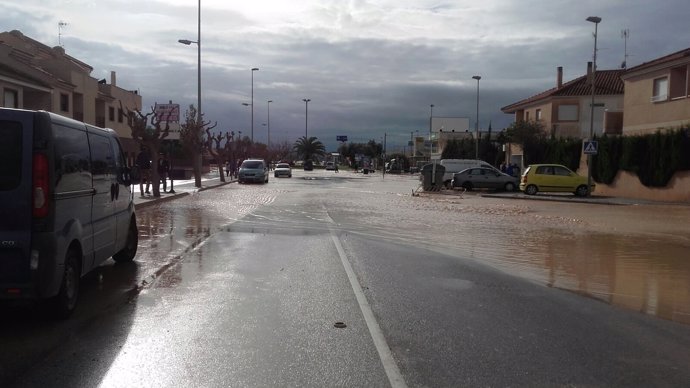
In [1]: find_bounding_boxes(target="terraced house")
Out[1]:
[0,30,142,160]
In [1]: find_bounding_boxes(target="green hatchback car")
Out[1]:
[520,164,595,197]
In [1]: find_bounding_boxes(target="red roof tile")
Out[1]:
[502,69,624,113]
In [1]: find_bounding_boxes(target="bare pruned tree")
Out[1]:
[121,102,171,198]
[179,104,217,188]
[205,129,236,182]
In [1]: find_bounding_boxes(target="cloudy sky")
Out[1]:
[2,0,688,151]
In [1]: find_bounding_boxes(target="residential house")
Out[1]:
[598,47,690,202]
[502,64,625,139]
[0,30,142,160]
[500,63,624,173]
[621,47,690,135]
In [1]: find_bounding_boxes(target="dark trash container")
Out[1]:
[421,163,445,191]
[363,168,369,174]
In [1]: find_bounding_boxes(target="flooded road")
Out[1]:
[128,173,690,325]
[322,174,690,326]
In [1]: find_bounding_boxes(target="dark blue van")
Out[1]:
[0,108,138,318]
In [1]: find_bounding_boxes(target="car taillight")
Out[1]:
[33,153,50,218]
[521,175,527,184]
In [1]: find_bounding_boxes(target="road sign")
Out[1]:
[337,135,348,142]
[583,140,598,155]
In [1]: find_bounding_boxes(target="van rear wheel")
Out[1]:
[50,249,80,319]
[113,218,138,263]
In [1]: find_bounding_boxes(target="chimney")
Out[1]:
[587,61,593,81]
[557,66,563,88]
[110,71,117,87]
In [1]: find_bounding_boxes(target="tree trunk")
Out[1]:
[193,153,202,188]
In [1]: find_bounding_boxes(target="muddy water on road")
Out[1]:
[135,177,690,325]
[329,177,690,325]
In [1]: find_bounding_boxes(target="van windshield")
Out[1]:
[0,120,23,191]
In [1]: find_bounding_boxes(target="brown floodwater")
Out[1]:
[329,177,690,326]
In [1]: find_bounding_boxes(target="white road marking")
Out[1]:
[330,232,408,388]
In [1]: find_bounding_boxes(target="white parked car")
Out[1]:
[274,163,292,178]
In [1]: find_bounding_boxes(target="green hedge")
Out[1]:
[524,137,582,172]
[592,127,690,187]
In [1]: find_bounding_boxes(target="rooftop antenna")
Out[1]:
[58,21,68,47]
[621,28,630,69]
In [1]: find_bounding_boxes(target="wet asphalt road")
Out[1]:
[3,170,690,387]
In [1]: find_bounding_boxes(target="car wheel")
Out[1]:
[461,182,473,191]
[50,249,80,319]
[504,182,516,192]
[524,184,538,195]
[575,185,590,197]
[113,218,138,263]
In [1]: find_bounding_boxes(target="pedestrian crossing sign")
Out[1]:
[583,140,598,155]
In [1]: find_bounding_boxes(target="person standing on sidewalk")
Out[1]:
[136,146,151,196]
[158,153,171,192]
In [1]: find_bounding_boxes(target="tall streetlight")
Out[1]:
[586,16,601,195]
[303,98,311,138]
[242,102,251,137]
[472,75,481,159]
[250,67,259,142]
[267,100,273,146]
[429,104,434,156]
[177,0,201,187]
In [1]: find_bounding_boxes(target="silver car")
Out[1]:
[451,167,519,192]
[238,159,269,184]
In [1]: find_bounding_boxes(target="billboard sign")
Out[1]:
[337,135,348,142]
[154,103,180,122]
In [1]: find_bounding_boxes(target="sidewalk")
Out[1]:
[481,191,687,206]
[133,174,234,210]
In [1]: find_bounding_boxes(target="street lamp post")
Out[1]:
[177,0,202,187]
[586,16,601,195]
[267,100,273,146]
[303,98,311,138]
[251,67,259,142]
[429,104,434,156]
[472,75,481,160]
[242,103,251,138]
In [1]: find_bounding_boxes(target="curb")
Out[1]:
[134,180,235,210]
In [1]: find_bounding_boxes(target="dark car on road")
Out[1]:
[451,167,519,192]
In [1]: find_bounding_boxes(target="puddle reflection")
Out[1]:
[498,230,690,325]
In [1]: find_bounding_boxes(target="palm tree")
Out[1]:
[293,136,326,162]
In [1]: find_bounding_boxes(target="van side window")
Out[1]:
[0,120,23,191]
[89,133,115,178]
[53,124,91,192]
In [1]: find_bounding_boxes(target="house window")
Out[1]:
[60,93,69,112]
[652,77,668,102]
[3,89,18,108]
[669,65,688,99]
[557,105,578,121]
[117,108,123,123]
[525,111,530,121]
[536,109,542,120]
[109,107,115,121]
